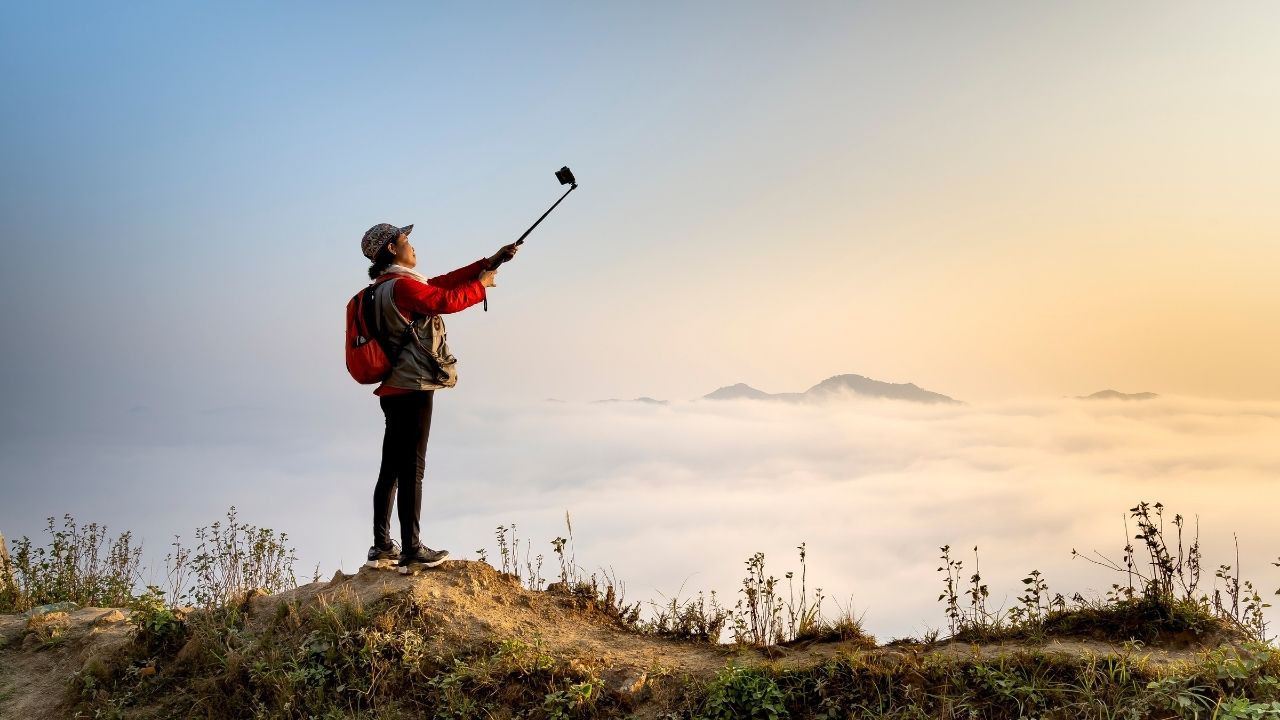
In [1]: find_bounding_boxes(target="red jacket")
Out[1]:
[374,259,489,396]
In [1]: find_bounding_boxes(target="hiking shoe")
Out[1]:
[365,541,401,569]
[398,546,449,574]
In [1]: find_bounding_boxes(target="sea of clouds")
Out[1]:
[3,393,1279,640]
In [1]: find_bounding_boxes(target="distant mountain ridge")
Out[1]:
[703,374,961,404]
[591,397,669,405]
[1078,390,1159,401]
[574,383,1162,406]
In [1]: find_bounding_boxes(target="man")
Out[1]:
[359,223,518,573]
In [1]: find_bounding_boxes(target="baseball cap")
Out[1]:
[360,223,414,260]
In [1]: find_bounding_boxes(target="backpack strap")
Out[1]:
[363,276,414,367]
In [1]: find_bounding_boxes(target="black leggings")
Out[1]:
[373,390,434,551]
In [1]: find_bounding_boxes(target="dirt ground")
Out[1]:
[0,606,134,719]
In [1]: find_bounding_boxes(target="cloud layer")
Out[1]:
[3,394,1279,639]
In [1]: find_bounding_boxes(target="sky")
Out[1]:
[2,2,1279,638]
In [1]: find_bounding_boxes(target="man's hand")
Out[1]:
[479,269,498,288]
[487,242,520,270]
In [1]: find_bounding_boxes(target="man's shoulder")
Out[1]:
[381,273,430,289]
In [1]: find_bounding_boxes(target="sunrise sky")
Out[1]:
[4,2,1279,419]
[2,3,1278,637]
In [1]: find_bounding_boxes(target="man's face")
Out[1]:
[390,233,417,268]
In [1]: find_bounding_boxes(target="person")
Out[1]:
[358,222,519,573]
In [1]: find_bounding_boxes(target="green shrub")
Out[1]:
[169,506,298,609]
[544,678,603,719]
[130,585,187,653]
[1,515,141,612]
[700,666,788,720]
[644,589,731,643]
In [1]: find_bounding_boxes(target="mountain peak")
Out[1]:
[703,383,773,400]
[804,374,959,404]
[1078,390,1159,401]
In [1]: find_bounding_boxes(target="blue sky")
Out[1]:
[3,3,865,422]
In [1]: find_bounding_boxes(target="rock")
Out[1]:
[26,610,70,629]
[330,570,347,584]
[617,670,647,695]
[22,610,71,648]
[0,617,25,648]
[604,667,648,697]
[175,636,204,664]
[0,530,11,592]
[22,601,80,619]
[94,609,127,626]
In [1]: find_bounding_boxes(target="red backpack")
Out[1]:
[345,276,399,384]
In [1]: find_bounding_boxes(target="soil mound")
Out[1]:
[249,560,737,678]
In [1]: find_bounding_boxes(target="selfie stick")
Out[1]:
[485,166,578,311]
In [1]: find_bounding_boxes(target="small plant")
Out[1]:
[131,585,187,653]
[938,544,963,636]
[966,545,991,630]
[700,665,788,720]
[729,544,856,647]
[169,507,298,609]
[552,536,570,586]
[733,552,784,647]
[1,515,142,612]
[819,595,873,645]
[495,523,521,581]
[645,586,730,643]
[550,510,581,590]
[1073,502,1204,603]
[163,534,190,604]
[1005,569,1049,628]
[783,543,824,642]
[556,565,643,629]
[525,547,545,591]
[543,678,601,720]
[1212,535,1272,641]
[937,544,998,638]
[1078,502,1269,641]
